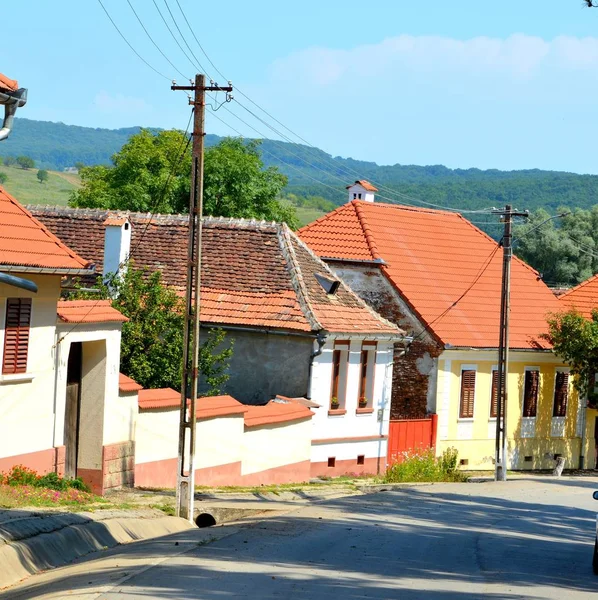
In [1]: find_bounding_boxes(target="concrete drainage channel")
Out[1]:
[194,506,280,528]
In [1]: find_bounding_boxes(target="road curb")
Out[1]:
[0,509,193,590]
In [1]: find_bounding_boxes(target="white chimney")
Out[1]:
[103,215,131,284]
[346,180,378,203]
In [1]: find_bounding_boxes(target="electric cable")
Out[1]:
[97,0,172,81]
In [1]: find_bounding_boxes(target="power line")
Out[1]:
[151,0,199,74]
[162,0,211,76]
[412,244,501,343]
[125,0,190,80]
[97,0,172,81]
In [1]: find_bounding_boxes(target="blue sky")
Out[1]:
[4,1,598,173]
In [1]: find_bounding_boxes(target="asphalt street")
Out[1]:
[3,477,598,599]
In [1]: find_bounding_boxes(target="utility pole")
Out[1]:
[493,204,528,482]
[171,74,233,521]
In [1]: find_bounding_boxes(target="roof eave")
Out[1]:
[0,264,94,276]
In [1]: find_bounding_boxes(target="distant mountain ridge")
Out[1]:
[2,117,598,213]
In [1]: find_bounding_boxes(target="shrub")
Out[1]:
[384,447,467,483]
[1,465,91,493]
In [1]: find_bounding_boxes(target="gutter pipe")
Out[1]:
[0,87,27,141]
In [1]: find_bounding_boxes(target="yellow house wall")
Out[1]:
[435,349,582,470]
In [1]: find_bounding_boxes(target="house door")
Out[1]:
[64,342,82,479]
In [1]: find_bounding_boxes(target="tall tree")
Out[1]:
[70,129,298,227]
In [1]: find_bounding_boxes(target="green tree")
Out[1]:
[70,129,298,227]
[37,169,49,184]
[74,265,233,393]
[74,161,85,171]
[544,309,598,405]
[3,156,16,167]
[0,171,7,184]
[16,155,35,170]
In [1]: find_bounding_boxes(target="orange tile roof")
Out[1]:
[30,208,403,338]
[0,73,18,92]
[0,188,92,274]
[138,387,180,410]
[347,180,378,192]
[299,200,561,349]
[244,400,314,428]
[195,395,248,419]
[57,300,128,324]
[119,373,143,393]
[558,274,598,319]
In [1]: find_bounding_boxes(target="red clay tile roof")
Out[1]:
[244,399,314,428]
[0,73,18,92]
[119,373,143,393]
[138,387,180,409]
[57,300,128,324]
[346,180,378,192]
[0,189,92,274]
[299,200,561,349]
[195,395,248,419]
[29,207,403,338]
[558,274,598,319]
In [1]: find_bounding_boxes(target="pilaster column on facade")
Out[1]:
[345,340,363,413]
[437,358,452,441]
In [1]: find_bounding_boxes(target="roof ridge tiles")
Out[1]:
[278,223,322,331]
[352,201,382,261]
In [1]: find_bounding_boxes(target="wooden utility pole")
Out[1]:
[493,204,528,482]
[171,74,233,521]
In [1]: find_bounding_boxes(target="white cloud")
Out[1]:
[93,91,150,114]
[270,34,598,86]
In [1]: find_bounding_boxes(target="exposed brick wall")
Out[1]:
[391,340,442,419]
[326,263,443,420]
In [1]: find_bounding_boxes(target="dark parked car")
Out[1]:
[594,491,598,574]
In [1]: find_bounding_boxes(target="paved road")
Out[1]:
[3,477,598,599]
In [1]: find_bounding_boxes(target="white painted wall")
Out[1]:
[0,275,61,460]
[242,418,312,476]
[309,338,393,462]
[136,408,181,466]
[196,416,244,469]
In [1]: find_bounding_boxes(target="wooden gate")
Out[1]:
[387,414,438,464]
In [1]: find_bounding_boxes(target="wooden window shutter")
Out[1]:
[460,370,476,419]
[358,350,368,401]
[3,298,32,375]
[331,350,341,401]
[490,370,505,419]
[553,372,569,417]
[523,370,539,418]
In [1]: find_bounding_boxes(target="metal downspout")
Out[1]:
[306,332,327,400]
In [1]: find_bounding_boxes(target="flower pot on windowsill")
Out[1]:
[330,398,340,410]
[358,398,368,409]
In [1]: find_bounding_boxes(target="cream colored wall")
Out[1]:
[196,415,244,469]
[135,408,181,465]
[242,418,312,476]
[436,349,581,470]
[0,275,61,460]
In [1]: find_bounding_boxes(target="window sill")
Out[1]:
[0,373,35,384]
[356,408,374,415]
[488,417,497,421]
[457,418,474,422]
[328,409,347,416]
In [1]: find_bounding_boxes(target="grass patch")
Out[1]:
[294,205,326,227]
[384,447,468,483]
[151,502,176,516]
[0,484,100,509]
[0,164,80,206]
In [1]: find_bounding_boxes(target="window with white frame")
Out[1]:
[330,341,349,410]
[522,368,540,418]
[357,342,376,408]
[553,370,569,417]
[459,368,476,419]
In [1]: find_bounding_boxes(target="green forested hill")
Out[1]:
[2,117,598,214]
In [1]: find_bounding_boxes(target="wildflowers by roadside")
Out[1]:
[383,447,467,483]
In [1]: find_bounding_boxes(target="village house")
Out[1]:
[30,207,406,477]
[0,187,132,494]
[298,182,582,471]
[557,275,598,469]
